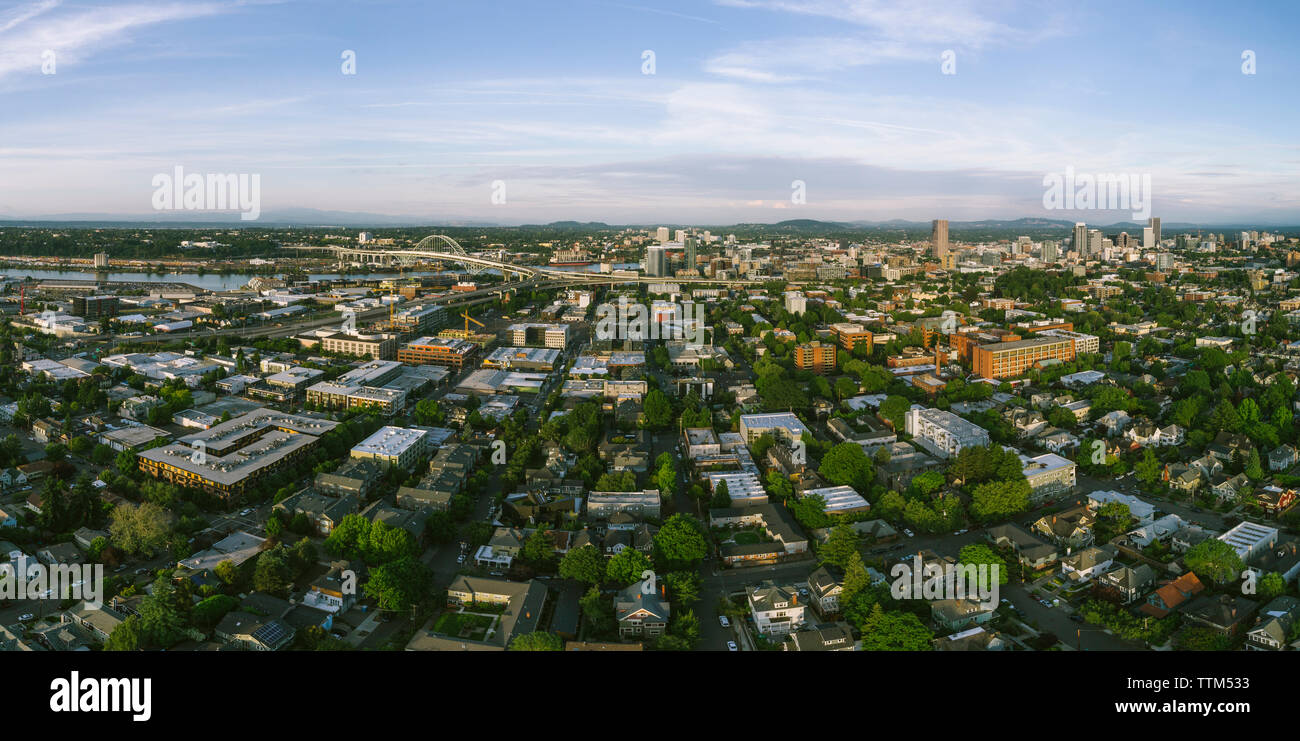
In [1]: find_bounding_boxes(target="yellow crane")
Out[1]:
[461,310,484,334]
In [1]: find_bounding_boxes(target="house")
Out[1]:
[986,523,1058,570]
[303,561,363,614]
[214,612,296,651]
[1126,421,1184,447]
[933,625,1005,651]
[748,581,807,636]
[1211,473,1249,502]
[1030,506,1095,550]
[1255,485,1297,516]
[1097,410,1131,437]
[1206,431,1253,462]
[1098,564,1156,604]
[615,582,670,639]
[1269,444,1298,472]
[1182,594,1258,635]
[785,622,856,651]
[931,598,995,631]
[1139,572,1205,618]
[1059,545,1115,582]
[1087,490,1155,524]
[1246,596,1300,650]
[806,565,844,615]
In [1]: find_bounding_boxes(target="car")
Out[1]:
[718,615,730,628]
[18,613,33,621]
[953,529,968,535]
[903,528,915,537]
[134,568,149,575]
[456,554,467,564]
[726,641,738,651]
[1069,614,1085,623]
[239,508,253,516]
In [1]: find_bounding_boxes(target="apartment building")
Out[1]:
[350,426,429,471]
[1036,328,1100,355]
[136,410,338,501]
[738,412,811,445]
[319,330,398,360]
[905,407,991,459]
[829,322,872,352]
[794,341,836,374]
[971,336,1075,379]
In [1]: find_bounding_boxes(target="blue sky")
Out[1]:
[0,0,1297,225]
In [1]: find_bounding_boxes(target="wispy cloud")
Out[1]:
[0,0,232,82]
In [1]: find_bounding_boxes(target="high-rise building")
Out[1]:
[93,252,109,269]
[656,227,670,244]
[1155,253,1174,272]
[1148,217,1161,247]
[931,219,949,258]
[1041,241,1059,264]
[684,236,697,271]
[1073,222,1087,256]
[1088,229,1103,257]
[794,341,836,374]
[646,245,668,276]
[1143,226,1155,250]
[73,294,118,319]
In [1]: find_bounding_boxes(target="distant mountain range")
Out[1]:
[0,213,1288,232]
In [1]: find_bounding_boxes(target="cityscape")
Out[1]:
[1,0,1296,722]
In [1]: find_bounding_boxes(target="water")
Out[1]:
[0,261,644,292]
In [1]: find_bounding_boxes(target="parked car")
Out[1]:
[903,528,915,537]
[726,641,738,651]
[18,613,33,621]
[718,615,730,628]
[456,554,467,564]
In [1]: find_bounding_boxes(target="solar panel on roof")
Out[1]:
[252,620,289,646]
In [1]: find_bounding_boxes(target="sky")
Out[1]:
[0,0,1297,226]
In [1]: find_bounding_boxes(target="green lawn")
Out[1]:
[433,612,495,641]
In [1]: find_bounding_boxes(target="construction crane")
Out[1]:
[461,310,484,334]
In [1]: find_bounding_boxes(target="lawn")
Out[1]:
[733,531,761,545]
[432,612,495,641]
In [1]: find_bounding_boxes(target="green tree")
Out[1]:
[818,442,875,492]
[818,524,859,569]
[363,556,432,611]
[558,544,606,585]
[957,543,1009,585]
[857,604,933,651]
[652,514,710,571]
[606,548,653,587]
[1183,539,1245,584]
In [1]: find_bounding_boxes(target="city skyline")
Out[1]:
[1,0,1298,225]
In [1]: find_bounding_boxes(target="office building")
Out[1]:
[93,252,109,269]
[508,323,569,350]
[1149,216,1161,247]
[1143,226,1155,250]
[931,219,949,258]
[656,226,670,244]
[396,336,477,369]
[971,336,1075,379]
[646,245,668,277]
[72,295,119,319]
